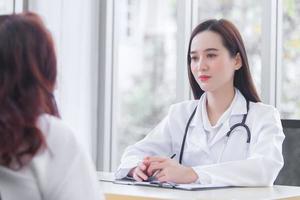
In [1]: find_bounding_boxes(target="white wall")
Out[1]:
[28,0,100,160]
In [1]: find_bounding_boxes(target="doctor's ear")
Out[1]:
[234,52,242,70]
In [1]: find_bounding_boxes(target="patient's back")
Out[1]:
[0,114,103,200]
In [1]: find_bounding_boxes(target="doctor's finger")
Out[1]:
[136,167,148,180]
[157,174,169,182]
[133,173,142,182]
[155,170,165,179]
[147,162,166,175]
[147,156,167,163]
[138,163,147,171]
[142,159,151,168]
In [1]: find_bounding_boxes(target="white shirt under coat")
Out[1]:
[115,89,285,186]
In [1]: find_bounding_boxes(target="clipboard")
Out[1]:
[114,177,230,191]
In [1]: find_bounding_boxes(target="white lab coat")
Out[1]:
[115,89,285,186]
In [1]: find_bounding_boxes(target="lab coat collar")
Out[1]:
[189,93,205,127]
[189,88,248,127]
[209,90,248,147]
[231,89,248,116]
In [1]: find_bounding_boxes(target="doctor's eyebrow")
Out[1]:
[190,48,219,55]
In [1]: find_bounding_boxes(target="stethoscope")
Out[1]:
[179,100,251,164]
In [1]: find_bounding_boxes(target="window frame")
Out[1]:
[97,0,194,171]
[97,0,296,171]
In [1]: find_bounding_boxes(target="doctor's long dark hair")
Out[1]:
[0,12,59,169]
[187,19,261,102]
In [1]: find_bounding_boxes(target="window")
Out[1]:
[279,0,300,119]
[111,0,178,169]
[99,0,300,171]
[195,0,263,94]
[0,0,15,14]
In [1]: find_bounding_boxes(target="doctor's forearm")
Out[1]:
[192,157,283,186]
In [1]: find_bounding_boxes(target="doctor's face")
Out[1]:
[190,31,241,93]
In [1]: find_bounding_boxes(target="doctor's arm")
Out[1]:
[192,107,285,186]
[115,115,173,180]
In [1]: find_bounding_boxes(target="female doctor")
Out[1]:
[115,19,284,186]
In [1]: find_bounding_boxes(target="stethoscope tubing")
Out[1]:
[179,100,250,164]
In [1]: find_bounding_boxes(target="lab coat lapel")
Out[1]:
[209,119,230,147]
[191,124,211,155]
[209,89,247,147]
[188,94,211,155]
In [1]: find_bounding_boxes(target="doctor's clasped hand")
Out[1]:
[128,159,150,181]
[129,156,198,184]
[145,156,199,184]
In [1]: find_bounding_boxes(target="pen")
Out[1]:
[170,153,176,159]
[147,153,176,181]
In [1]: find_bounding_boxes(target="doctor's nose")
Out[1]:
[196,57,208,72]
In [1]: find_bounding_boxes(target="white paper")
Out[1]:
[174,183,229,190]
[113,179,229,190]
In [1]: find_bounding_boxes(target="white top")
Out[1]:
[201,89,237,144]
[0,114,104,200]
[115,89,285,186]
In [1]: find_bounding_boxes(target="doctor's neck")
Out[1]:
[206,86,235,123]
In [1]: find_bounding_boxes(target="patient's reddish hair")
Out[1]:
[0,12,59,169]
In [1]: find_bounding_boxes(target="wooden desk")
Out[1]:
[98,172,300,200]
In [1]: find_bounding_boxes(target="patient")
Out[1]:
[0,12,103,200]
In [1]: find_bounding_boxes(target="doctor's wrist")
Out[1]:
[185,167,199,183]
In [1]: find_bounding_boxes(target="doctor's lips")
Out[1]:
[198,75,211,82]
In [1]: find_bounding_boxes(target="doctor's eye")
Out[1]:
[207,53,217,58]
[190,56,198,62]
